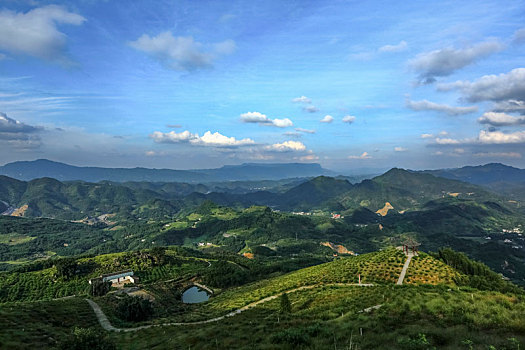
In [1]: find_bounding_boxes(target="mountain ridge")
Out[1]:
[0,159,333,183]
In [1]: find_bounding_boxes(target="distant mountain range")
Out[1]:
[422,163,525,201]
[423,163,525,185]
[1,166,512,220]
[0,159,334,183]
[198,168,501,212]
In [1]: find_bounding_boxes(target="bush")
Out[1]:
[117,295,153,321]
[57,327,116,350]
[271,328,310,346]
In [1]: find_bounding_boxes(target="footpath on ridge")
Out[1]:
[396,251,415,285]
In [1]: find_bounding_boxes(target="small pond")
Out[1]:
[182,286,210,304]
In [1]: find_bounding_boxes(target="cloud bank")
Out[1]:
[150,130,254,147]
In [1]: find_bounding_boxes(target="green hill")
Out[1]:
[1,247,524,349]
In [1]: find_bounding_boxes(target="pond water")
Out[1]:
[182,286,210,304]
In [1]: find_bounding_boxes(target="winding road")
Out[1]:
[86,282,374,332]
[87,252,415,333]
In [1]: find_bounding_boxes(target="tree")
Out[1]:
[280,293,291,314]
[202,260,249,288]
[117,295,153,321]
[150,246,166,265]
[57,327,116,350]
[54,258,77,280]
[88,279,112,297]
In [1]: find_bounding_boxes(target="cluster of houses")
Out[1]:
[292,211,313,216]
[502,227,523,234]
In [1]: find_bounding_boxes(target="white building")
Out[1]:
[89,270,138,285]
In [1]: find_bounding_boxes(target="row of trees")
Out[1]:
[433,248,522,293]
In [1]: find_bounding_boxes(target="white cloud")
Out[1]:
[437,68,525,103]
[474,152,521,158]
[292,96,311,103]
[129,31,235,71]
[435,137,461,145]
[478,130,525,144]
[304,105,319,113]
[265,140,306,152]
[379,40,407,53]
[150,130,254,147]
[240,111,293,128]
[320,115,334,123]
[0,5,85,62]
[295,127,316,134]
[348,152,371,159]
[478,112,525,126]
[342,115,356,123]
[409,40,503,84]
[421,133,434,139]
[272,118,294,128]
[406,98,477,116]
[394,146,407,152]
[439,131,449,136]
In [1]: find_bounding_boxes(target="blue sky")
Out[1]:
[0,0,524,172]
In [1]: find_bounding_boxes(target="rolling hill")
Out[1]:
[1,246,523,349]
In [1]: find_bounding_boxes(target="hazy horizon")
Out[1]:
[1,157,523,176]
[0,1,524,172]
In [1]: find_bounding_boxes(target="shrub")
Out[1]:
[271,328,310,346]
[57,327,116,350]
